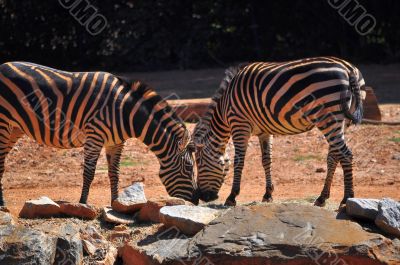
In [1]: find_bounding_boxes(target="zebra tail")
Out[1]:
[340,71,363,124]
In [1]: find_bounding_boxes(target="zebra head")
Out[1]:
[193,128,230,203]
[159,128,199,204]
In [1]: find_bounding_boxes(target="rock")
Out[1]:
[138,197,187,223]
[159,205,221,236]
[59,202,99,220]
[0,210,14,226]
[375,198,400,237]
[120,203,400,265]
[392,154,400,160]
[112,182,147,214]
[346,198,380,220]
[102,207,137,225]
[50,224,83,265]
[315,167,326,173]
[118,227,191,265]
[82,239,97,256]
[0,226,57,265]
[96,245,118,265]
[19,196,61,218]
[189,203,400,264]
[108,230,132,244]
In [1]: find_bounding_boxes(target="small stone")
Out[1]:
[0,206,10,213]
[375,198,400,237]
[102,207,136,225]
[82,239,97,256]
[138,197,187,223]
[19,196,61,218]
[392,154,400,160]
[95,245,118,265]
[112,182,147,214]
[315,167,326,173]
[159,205,221,236]
[346,198,380,220]
[59,202,98,220]
[113,225,128,231]
[0,211,14,226]
[108,230,131,244]
[370,158,377,163]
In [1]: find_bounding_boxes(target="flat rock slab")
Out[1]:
[346,198,380,220]
[159,205,222,236]
[138,197,188,223]
[59,202,99,220]
[375,198,400,237]
[19,196,61,219]
[120,203,400,265]
[112,182,147,214]
[189,203,400,265]
[102,207,137,225]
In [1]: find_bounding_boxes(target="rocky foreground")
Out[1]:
[0,183,399,265]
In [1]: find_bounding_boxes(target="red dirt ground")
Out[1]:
[3,105,400,215]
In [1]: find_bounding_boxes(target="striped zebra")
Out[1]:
[0,62,198,206]
[193,57,364,207]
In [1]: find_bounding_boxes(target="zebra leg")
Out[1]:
[105,143,124,202]
[314,147,339,207]
[258,134,274,202]
[0,126,24,206]
[79,138,103,204]
[225,124,251,206]
[317,119,354,207]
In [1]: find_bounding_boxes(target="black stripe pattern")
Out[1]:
[194,57,365,207]
[0,62,197,206]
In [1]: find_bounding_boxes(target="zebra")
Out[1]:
[193,57,364,207]
[0,62,198,206]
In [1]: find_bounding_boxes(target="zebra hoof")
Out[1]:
[314,197,326,207]
[224,199,236,207]
[262,195,273,203]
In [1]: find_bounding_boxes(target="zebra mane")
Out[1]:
[116,75,185,126]
[193,64,247,142]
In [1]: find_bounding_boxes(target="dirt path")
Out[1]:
[3,105,400,215]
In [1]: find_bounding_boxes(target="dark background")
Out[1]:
[1,0,399,72]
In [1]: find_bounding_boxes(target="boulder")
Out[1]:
[159,205,221,236]
[138,197,187,223]
[375,198,400,237]
[0,226,57,265]
[59,202,99,220]
[19,196,61,218]
[102,207,137,225]
[189,203,400,265]
[51,224,83,265]
[112,182,147,214]
[120,203,400,265]
[346,198,380,220]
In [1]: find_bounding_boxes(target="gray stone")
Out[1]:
[112,182,147,214]
[118,227,191,265]
[0,226,57,265]
[120,203,400,265]
[48,224,83,265]
[0,211,14,226]
[19,196,61,219]
[102,207,137,225]
[159,205,221,236]
[375,198,400,237]
[346,198,380,220]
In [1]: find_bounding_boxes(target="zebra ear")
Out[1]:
[178,128,191,151]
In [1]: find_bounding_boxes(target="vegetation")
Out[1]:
[0,0,399,71]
